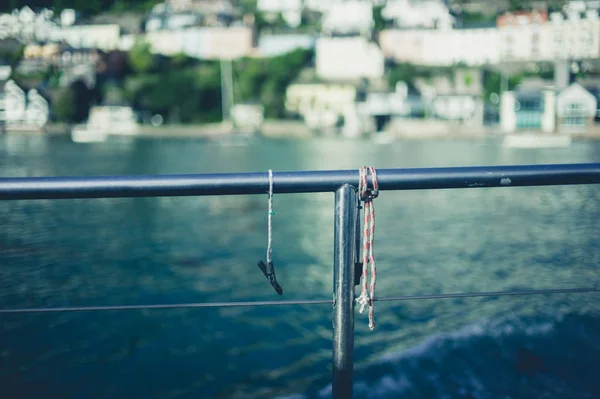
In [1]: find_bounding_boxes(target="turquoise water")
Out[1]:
[1,135,599,398]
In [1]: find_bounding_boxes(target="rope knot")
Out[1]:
[359,166,379,200]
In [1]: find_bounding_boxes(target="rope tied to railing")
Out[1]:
[257,169,283,295]
[356,166,379,330]
[267,169,274,264]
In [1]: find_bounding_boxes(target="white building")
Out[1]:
[382,0,454,30]
[379,28,500,66]
[321,0,373,36]
[431,96,479,121]
[257,34,315,57]
[316,37,384,81]
[145,30,186,55]
[556,82,597,130]
[60,9,77,27]
[500,83,555,133]
[60,24,121,51]
[0,13,19,40]
[497,9,600,62]
[146,26,253,59]
[380,7,600,67]
[0,65,11,80]
[0,80,49,129]
[0,6,60,43]
[497,11,549,62]
[145,10,200,32]
[285,82,357,129]
[549,11,600,60]
[257,0,303,28]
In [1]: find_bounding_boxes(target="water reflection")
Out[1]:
[0,136,599,398]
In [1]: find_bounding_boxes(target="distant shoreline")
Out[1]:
[4,121,600,141]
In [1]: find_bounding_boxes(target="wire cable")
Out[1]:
[0,287,597,314]
[0,299,333,314]
[375,287,600,302]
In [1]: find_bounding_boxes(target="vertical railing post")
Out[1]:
[332,184,357,398]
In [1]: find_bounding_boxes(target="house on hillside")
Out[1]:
[60,24,121,51]
[257,0,303,28]
[413,69,484,125]
[165,0,236,14]
[351,80,421,136]
[152,0,239,27]
[556,82,597,132]
[501,78,555,133]
[316,37,384,81]
[0,61,11,80]
[0,6,59,43]
[379,27,500,66]
[145,4,201,32]
[19,44,101,88]
[285,70,358,132]
[382,0,454,30]
[18,43,58,75]
[321,0,373,37]
[0,79,50,130]
[145,26,252,59]
[256,34,315,57]
[55,46,102,88]
[0,12,19,40]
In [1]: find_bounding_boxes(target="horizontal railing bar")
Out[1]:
[1,287,597,314]
[1,163,599,200]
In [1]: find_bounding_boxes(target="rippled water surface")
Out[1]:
[1,135,599,398]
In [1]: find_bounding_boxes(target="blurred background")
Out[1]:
[1,0,600,398]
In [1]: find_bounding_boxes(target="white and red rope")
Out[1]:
[356,166,379,330]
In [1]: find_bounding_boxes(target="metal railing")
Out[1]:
[2,163,600,398]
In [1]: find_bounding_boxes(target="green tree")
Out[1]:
[171,52,190,68]
[483,70,523,102]
[53,87,77,123]
[253,11,269,35]
[54,80,95,123]
[373,5,386,31]
[234,49,312,118]
[129,65,222,124]
[508,0,531,11]
[464,73,473,87]
[239,0,257,14]
[128,41,153,74]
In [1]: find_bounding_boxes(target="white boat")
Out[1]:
[71,106,139,143]
[373,132,395,145]
[503,133,572,148]
[71,125,107,143]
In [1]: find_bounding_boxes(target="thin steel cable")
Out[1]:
[0,287,597,314]
[0,299,333,313]
[375,287,600,302]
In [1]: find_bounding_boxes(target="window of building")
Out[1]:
[504,33,515,59]
[562,102,588,126]
[554,28,564,57]
[532,31,540,58]
[581,27,594,53]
